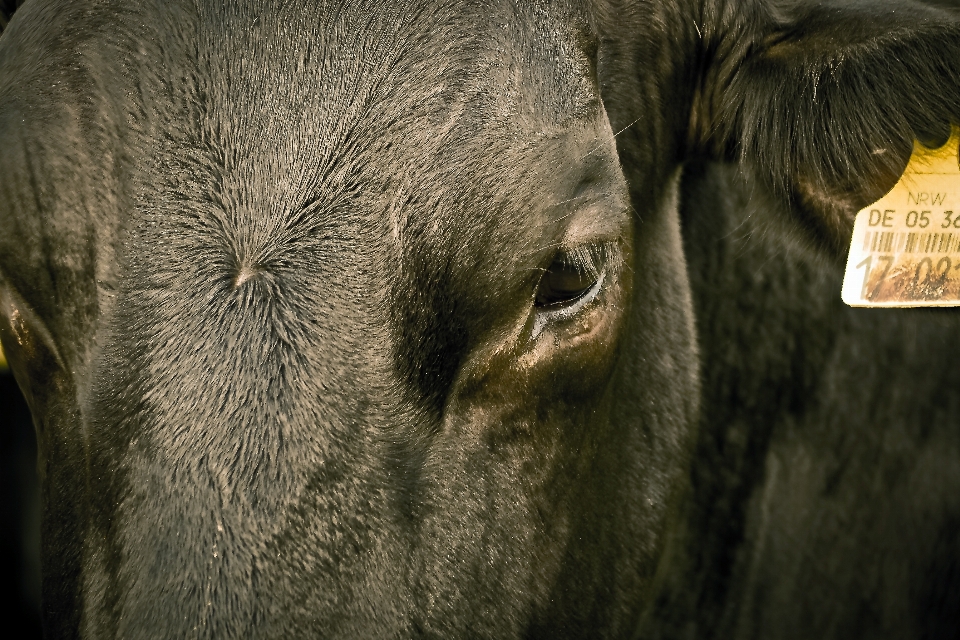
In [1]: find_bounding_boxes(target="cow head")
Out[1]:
[0,0,957,637]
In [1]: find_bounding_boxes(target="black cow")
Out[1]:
[1,0,958,638]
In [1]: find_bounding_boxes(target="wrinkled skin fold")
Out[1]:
[0,0,958,638]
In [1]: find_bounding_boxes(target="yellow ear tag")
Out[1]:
[842,126,960,307]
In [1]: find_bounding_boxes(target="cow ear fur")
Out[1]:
[698,1,960,251]
[0,278,65,419]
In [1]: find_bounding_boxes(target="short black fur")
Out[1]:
[1,1,959,638]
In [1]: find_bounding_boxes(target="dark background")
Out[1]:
[1,366,42,639]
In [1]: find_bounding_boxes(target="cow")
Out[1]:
[0,0,959,637]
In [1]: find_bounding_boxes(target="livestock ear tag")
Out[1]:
[842,127,960,307]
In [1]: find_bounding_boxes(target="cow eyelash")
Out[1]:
[558,244,606,279]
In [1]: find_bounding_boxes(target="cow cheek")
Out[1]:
[416,316,627,635]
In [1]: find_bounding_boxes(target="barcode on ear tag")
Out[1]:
[842,126,960,307]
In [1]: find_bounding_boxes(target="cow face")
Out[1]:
[0,1,698,637]
[1,0,958,637]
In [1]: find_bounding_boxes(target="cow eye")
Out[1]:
[535,244,605,308]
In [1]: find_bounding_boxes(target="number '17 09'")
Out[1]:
[855,255,955,300]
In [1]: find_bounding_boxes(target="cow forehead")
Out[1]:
[130,0,605,294]
[150,0,601,189]
[118,2,612,368]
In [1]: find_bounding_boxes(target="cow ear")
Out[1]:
[0,279,65,419]
[700,1,960,250]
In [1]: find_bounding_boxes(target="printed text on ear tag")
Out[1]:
[842,126,960,307]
